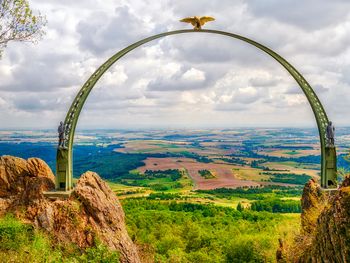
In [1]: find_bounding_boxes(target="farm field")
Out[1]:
[1,128,349,262]
[1,127,349,200]
[137,157,260,190]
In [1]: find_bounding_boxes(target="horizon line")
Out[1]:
[1,126,350,131]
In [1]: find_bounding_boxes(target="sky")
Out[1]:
[0,0,350,130]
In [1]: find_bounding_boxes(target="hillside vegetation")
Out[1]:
[122,199,300,262]
[0,214,119,263]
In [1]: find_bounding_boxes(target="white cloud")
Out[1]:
[0,0,349,129]
[182,68,205,82]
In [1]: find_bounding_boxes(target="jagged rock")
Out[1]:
[74,171,140,262]
[0,156,55,201]
[301,178,350,262]
[0,156,28,196]
[0,155,140,263]
[300,178,327,234]
[280,178,350,262]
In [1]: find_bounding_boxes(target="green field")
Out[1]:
[2,128,349,262]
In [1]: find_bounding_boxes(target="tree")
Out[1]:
[0,0,46,57]
[236,202,243,212]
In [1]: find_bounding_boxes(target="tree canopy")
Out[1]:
[0,0,46,57]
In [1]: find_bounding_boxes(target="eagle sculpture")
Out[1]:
[180,16,215,30]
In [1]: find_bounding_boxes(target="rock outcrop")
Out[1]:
[0,155,140,263]
[280,177,350,262]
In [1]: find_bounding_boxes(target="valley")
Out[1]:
[1,128,349,261]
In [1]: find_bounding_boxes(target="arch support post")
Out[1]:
[324,146,337,188]
[56,148,72,191]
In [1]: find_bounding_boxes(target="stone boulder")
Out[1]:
[279,177,350,262]
[0,155,140,263]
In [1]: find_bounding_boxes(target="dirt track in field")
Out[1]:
[137,157,262,190]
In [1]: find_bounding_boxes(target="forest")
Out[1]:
[122,198,299,262]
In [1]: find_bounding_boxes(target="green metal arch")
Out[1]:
[56,29,337,190]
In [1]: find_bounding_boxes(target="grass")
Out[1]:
[0,214,120,263]
[283,151,301,155]
[232,166,269,181]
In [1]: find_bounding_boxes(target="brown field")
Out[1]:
[138,157,264,190]
[115,140,229,156]
[257,149,319,158]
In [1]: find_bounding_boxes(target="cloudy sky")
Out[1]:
[1,0,350,129]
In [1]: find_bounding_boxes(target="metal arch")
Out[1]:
[55,29,337,191]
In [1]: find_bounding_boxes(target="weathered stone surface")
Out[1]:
[300,178,327,234]
[280,178,350,262]
[301,178,350,262]
[74,171,140,262]
[0,155,140,263]
[0,156,55,204]
[0,156,28,196]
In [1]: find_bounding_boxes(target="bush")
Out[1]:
[0,214,120,262]
[226,238,265,263]
[79,242,119,263]
[251,198,301,213]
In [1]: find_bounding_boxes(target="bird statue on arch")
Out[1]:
[180,16,215,30]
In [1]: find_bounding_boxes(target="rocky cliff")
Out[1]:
[279,177,350,262]
[0,155,140,263]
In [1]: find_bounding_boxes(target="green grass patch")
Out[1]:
[283,151,300,155]
[117,169,192,191]
[0,214,119,262]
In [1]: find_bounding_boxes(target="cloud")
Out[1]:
[247,0,350,30]
[0,52,82,92]
[0,0,349,128]
[76,6,155,56]
[249,74,280,87]
[147,66,207,91]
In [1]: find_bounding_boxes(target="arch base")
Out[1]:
[324,147,337,188]
[56,148,73,191]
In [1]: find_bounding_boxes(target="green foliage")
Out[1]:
[0,0,46,57]
[0,214,62,262]
[117,169,188,191]
[0,214,119,262]
[284,150,299,155]
[147,192,182,200]
[251,198,301,213]
[220,157,247,165]
[337,167,349,183]
[74,150,147,179]
[79,242,119,263]
[263,172,312,185]
[225,238,266,263]
[123,198,297,262]
[197,185,303,200]
[119,169,183,182]
[237,202,243,212]
[0,214,34,250]
[198,169,215,179]
[144,169,182,181]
